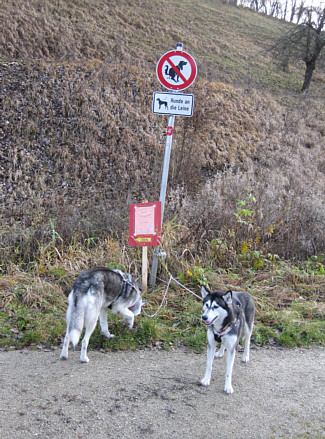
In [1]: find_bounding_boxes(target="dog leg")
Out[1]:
[224,346,236,394]
[99,308,115,339]
[60,297,73,360]
[113,306,134,329]
[60,331,70,360]
[201,330,217,386]
[242,322,252,363]
[122,308,134,329]
[215,341,225,358]
[80,308,99,363]
[80,325,96,363]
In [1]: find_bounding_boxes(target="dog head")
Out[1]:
[129,297,147,316]
[178,61,187,69]
[122,273,147,317]
[201,286,233,327]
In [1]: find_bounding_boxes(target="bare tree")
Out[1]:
[296,0,305,24]
[289,0,297,23]
[269,0,282,17]
[282,0,289,21]
[270,6,325,93]
[250,0,260,11]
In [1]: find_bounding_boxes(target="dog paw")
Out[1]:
[101,332,115,339]
[200,378,210,386]
[60,355,68,360]
[241,355,249,363]
[215,351,224,359]
[80,357,89,363]
[224,385,234,394]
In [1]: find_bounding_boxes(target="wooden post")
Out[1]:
[142,246,148,292]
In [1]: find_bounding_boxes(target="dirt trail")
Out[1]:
[0,347,324,438]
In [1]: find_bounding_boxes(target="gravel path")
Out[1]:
[0,347,324,438]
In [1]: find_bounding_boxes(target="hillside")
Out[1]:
[0,0,325,263]
[2,0,325,95]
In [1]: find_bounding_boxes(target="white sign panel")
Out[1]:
[152,92,194,117]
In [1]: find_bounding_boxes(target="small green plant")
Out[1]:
[234,195,255,224]
[107,261,126,272]
[230,191,278,271]
[179,264,209,288]
[49,218,63,245]
[299,255,325,276]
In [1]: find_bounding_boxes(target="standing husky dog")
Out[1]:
[200,286,255,394]
[60,268,143,363]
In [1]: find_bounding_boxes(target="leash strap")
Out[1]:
[170,276,202,300]
[142,275,172,318]
[142,275,202,319]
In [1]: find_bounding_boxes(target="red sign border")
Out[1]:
[156,50,197,91]
[129,202,162,247]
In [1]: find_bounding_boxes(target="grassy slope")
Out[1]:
[1,0,323,96]
[0,0,324,350]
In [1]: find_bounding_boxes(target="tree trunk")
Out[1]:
[289,0,296,22]
[301,60,315,94]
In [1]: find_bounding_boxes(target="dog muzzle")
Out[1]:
[202,315,218,326]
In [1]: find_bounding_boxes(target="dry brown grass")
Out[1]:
[0,58,324,264]
[0,0,324,267]
[1,0,323,94]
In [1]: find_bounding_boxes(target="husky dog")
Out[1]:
[60,268,143,363]
[200,286,255,394]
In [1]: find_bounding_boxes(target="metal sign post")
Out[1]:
[150,43,197,287]
[149,115,174,286]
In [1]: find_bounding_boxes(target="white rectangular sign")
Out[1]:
[152,91,194,117]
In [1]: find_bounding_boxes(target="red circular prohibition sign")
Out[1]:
[156,50,197,91]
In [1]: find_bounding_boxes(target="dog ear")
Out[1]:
[201,285,210,299]
[223,290,233,305]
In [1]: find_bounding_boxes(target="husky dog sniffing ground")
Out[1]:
[60,268,143,363]
[200,286,255,394]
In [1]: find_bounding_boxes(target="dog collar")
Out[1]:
[213,323,231,342]
[214,323,231,337]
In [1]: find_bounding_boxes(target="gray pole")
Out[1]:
[159,114,175,222]
[149,114,175,287]
[149,42,183,288]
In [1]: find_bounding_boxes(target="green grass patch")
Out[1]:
[0,305,66,348]
[0,247,324,351]
[254,303,325,347]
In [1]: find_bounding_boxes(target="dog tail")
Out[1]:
[69,328,81,348]
[66,289,85,348]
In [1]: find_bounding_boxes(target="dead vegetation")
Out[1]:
[1,59,324,265]
[0,0,324,267]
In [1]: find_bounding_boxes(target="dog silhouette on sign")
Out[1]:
[156,98,168,110]
[164,61,187,82]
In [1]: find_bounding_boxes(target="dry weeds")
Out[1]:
[0,0,324,266]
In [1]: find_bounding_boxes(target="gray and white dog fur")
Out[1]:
[60,267,143,363]
[200,286,255,394]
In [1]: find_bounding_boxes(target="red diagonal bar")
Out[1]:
[165,56,187,83]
